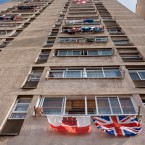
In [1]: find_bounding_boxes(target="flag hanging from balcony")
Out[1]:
[47,116,91,134]
[92,116,142,137]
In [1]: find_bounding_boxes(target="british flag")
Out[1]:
[92,116,142,137]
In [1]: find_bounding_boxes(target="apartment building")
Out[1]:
[0,0,145,144]
[136,0,145,19]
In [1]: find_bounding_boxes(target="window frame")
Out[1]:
[9,98,31,120]
[38,96,137,116]
[48,67,122,79]
[129,70,145,80]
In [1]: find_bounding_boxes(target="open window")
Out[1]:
[139,94,145,106]
[104,20,119,28]
[66,99,85,114]
[22,67,44,89]
[127,66,145,88]
[37,96,136,116]
[0,96,32,136]
[117,48,144,62]
[111,36,133,46]
[44,37,56,47]
[107,27,124,35]
[35,49,50,63]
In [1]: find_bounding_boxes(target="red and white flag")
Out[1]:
[47,116,91,134]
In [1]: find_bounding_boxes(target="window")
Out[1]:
[38,96,136,115]
[57,50,82,56]
[87,49,112,56]
[56,49,113,57]
[66,99,85,114]
[22,67,44,89]
[95,36,108,42]
[129,70,145,80]
[36,49,50,63]
[104,21,119,28]
[59,37,80,43]
[117,48,144,62]
[10,98,31,119]
[108,28,124,35]
[39,97,65,115]
[111,36,133,46]
[96,97,136,115]
[140,94,145,106]
[48,67,122,78]
[44,37,56,47]
[0,96,32,135]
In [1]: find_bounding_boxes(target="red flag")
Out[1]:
[47,116,91,134]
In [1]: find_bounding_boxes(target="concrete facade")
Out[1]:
[136,0,145,19]
[0,0,145,145]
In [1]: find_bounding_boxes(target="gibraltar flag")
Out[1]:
[47,116,91,134]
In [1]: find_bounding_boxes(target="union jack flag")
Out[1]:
[92,116,142,137]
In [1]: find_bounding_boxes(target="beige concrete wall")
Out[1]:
[136,0,145,19]
[0,0,145,144]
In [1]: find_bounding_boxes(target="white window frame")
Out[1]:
[9,99,31,120]
[39,97,65,116]
[38,96,137,116]
[48,67,122,79]
[95,96,137,116]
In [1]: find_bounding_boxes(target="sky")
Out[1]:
[0,0,138,13]
[0,0,11,4]
[117,0,137,13]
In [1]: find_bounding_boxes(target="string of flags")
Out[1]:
[47,116,142,137]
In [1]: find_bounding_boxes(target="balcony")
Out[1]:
[61,25,104,35]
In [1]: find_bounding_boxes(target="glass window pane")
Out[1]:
[14,104,29,112]
[129,72,140,80]
[119,98,136,114]
[99,50,112,55]
[65,100,85,114]
[97,98,111,114]
[109,98,122,114]
[87,50,98,56]
[10,113,26,119]
[104,69,121,78]
[138,72,145,80]
[67,50,73,56]
[50,71,63,78]
[58,50,67,56]
[42,98,63,115]
[87,70,104,78]
[73,50,81,56]
[64,70,82,78]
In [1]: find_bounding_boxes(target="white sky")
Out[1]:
[117,0,137,13]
